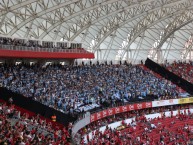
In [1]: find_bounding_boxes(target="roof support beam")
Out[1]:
[91,0,192,54]
[150,10,193,60]
[68,0,181,41]
[0,0,38,29]
[8,0,81,35]
[37,0,124,39]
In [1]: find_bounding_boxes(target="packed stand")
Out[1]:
[77,105,192,145]
[78,105,188,135]
[0,63,188,114]
[0,36,83,50]
[0,100,71,145]
[165,60,193,83]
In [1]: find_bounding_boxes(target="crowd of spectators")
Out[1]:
[165,60,193,84]
[0,36,82,50]
[77,104,192,145]
[78,105,185,135]
[0,62,187,115]
[0,100,71,145]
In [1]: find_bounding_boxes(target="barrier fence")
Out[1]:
[0,44,91,53]
[178,97,193,104]
[90,101,152,122]
[72,97,193,139]
[83,108,193,143]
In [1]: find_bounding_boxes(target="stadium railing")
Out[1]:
[71,96,193,144]
[0,44,91,53]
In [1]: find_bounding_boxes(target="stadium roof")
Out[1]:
[0,0,193,63]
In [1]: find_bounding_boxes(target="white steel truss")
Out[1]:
[0,0,193,62]
[182,34,193,60]
[90,0,190,51]
[150,9,193,61]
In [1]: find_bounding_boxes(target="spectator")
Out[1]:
[0,101,70,145]
[0,63,188,114]
[166,60,193,83]
[77,104,192,145]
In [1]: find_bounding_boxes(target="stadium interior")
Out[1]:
[0,0,193,145]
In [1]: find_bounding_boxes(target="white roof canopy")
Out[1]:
[0,0,193,63]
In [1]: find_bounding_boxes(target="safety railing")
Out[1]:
[71,96,192,144]
[71,97,155,140]
[0,44,91,53]
[75,96,159,122]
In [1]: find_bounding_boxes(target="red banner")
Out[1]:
[90,102,152,122]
